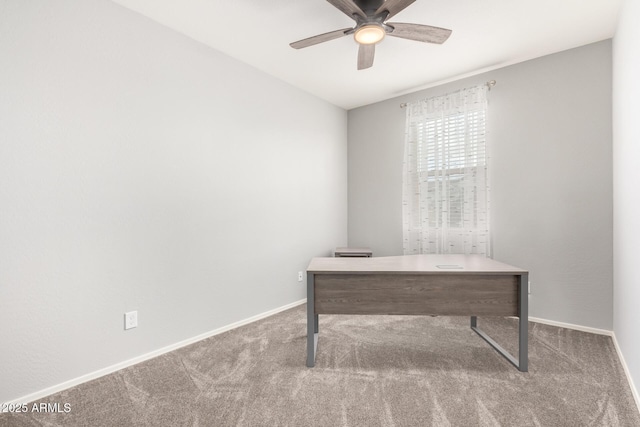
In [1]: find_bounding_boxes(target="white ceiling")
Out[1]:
[110,0,621,110]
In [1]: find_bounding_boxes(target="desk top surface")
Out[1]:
[307,254,527,274]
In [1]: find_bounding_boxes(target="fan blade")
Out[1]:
[375,0,416,19]
[357,43,375,70]
[387,22,452,44]
[327,0,366,19]
[290,28,352,49]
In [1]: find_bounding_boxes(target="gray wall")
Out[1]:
[348,41,613,330]
[0,0,347,403]
[613,0,640,404]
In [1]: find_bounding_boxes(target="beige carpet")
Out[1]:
[2,304,639,426]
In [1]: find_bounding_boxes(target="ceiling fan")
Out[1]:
[290,0,452,70]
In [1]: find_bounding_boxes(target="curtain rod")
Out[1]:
[399,80,497,108]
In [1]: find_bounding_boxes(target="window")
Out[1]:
[402,85,490,256]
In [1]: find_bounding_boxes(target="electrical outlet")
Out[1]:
[298,271,304,282]
[125,311,138,330]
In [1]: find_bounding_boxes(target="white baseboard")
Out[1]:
[3,299,306,408]
[611,332,640,414]
[528,316,613,336]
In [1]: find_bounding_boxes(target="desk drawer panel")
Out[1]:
[314,274,519,316]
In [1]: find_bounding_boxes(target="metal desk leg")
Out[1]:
[518,273,529,371]
[306,272,318,367]
[471,273,529,372]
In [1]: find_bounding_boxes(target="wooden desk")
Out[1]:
[306,254,529,371]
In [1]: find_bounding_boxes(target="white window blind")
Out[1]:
[402,85,490,256]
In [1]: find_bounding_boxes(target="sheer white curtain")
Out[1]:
[402,85,490,256]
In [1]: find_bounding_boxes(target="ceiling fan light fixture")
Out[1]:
[289,0,452,70]
[354,24,385,45]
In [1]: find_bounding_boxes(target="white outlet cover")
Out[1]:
[125,311,138,330]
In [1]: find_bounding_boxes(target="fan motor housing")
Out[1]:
[354,0,385,15]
